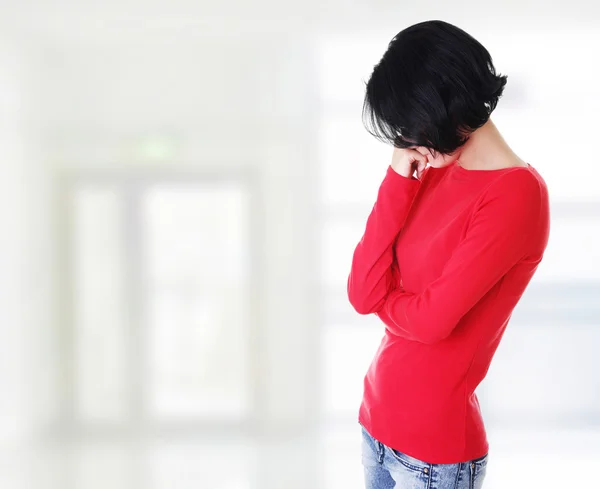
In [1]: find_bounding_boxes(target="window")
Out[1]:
[64,174,253,429]
[142,183,250,420]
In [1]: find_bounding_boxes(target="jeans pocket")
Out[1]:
[388,447,429,473]
[469,454,488,489]
[386,447,430,488]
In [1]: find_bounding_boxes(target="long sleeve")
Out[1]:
[378,169,547,344]
[347,165,422,315]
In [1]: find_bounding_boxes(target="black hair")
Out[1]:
[362,20,507,156]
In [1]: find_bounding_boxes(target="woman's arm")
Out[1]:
[347,149,428,314]
[376,169,548,344]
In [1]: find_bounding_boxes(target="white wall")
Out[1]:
[0,3,599,489]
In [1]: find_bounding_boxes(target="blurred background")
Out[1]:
[0,2,599,488]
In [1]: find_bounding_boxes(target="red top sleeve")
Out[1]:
[347,165,422,315]
[378,170,545,344]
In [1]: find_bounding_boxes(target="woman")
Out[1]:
[347,20,550,489]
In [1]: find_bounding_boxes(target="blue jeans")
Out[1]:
[361,425,488,489]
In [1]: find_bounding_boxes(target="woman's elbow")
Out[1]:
[348,295,377,315]
[347,288,382,315]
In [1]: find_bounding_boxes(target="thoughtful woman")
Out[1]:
[347,20,550,489]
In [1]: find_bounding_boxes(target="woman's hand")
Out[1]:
[390,147,428,180]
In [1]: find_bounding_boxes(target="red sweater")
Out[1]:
[348,160,550,464]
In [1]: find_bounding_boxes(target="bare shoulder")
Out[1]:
[509,155,529,169]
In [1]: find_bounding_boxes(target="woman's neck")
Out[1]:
[454,118,527,170]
